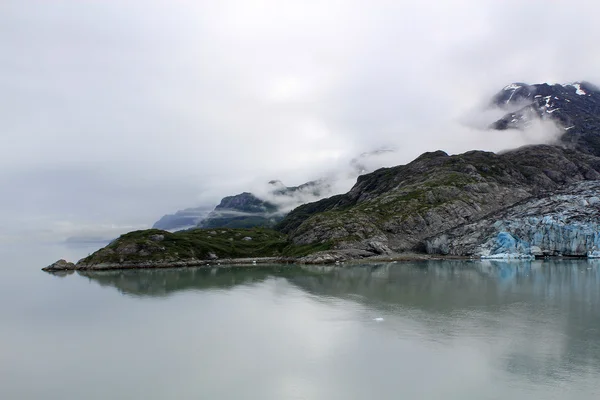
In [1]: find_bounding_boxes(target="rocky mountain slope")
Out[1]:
[277,145,600,255]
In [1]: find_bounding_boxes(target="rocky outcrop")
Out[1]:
[299,249,376,264]
[426,180,600,258]
[42,259,76,272]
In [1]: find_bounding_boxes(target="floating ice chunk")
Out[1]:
[588,250,600,259]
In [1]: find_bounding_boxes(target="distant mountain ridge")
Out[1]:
[152,150,392,231]
[152,205,213,230]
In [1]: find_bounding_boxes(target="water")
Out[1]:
[2,246,600,399]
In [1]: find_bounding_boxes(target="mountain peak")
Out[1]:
[492,83,536,108]
[490,80,600,156]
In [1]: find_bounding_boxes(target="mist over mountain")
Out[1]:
[153,149,397,231]
[152,205,214,231]
[5,0,600,246]
[152,81,577,233]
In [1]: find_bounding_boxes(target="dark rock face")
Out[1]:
[42,259,76,272]
[491,81,600,156]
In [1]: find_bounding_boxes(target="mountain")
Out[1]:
[152,205,213,230]
[197,179,332,229]
[151,149,392,231]
[50,80,600,270]
[277,145,600,255]
[275,81,600,259]
[198,192,279,229]
[491,81,600,156]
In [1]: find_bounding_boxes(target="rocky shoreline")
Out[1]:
[43,256,290,272]
[43,249,595,272]
[42,251,474,272]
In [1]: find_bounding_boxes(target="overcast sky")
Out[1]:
[2,0,600,244]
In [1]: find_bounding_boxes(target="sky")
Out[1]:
[2,0,600,244]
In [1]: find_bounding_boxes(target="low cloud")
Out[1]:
[1,0,599,242]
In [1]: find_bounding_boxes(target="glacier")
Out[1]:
[427,181,600,259]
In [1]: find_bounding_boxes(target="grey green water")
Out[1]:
[2,245,600,399]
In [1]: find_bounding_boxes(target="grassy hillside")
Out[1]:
[77,227,332,266]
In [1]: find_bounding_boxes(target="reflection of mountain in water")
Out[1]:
[78,260,600,307]
[78,260,600,381]
[294,260,600,309]
[77,265,307,297]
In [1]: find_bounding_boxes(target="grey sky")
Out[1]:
[2,0,599,243]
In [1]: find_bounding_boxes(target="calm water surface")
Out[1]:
[2,245,600,399]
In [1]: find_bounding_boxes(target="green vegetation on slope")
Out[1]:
[78,228,332,266]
